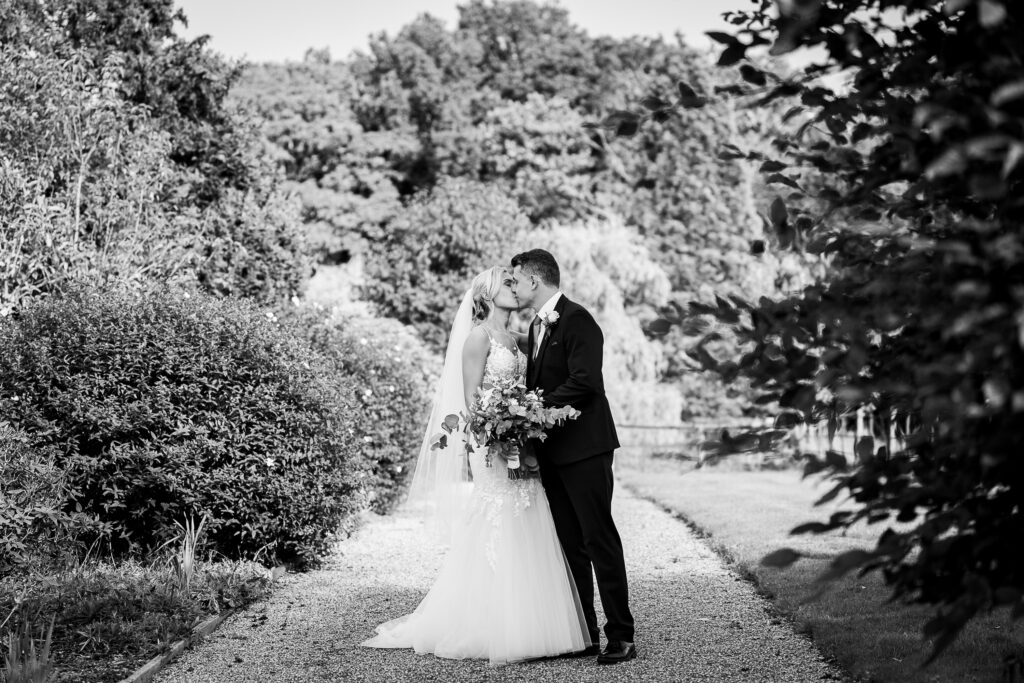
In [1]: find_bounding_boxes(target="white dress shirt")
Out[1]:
[533,291,563,357]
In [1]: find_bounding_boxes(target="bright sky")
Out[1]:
[174,0,752,63]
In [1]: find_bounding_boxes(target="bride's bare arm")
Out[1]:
[462,326,490,408]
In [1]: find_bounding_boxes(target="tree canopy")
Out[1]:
[234,1,821,419]
[0,0,310,310]
[630,0,1024,656]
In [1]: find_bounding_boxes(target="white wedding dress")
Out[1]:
[361,337,590,665]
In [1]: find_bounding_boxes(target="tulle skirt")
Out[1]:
[361,456,590,665]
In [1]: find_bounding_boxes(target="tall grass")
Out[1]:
[164,516,208,594]
[3,616,54,683]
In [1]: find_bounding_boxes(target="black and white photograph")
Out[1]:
[1,0,1022,681]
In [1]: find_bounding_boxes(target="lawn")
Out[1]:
[614,449,1023,683]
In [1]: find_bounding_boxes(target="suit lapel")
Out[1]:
[532,295,569,383]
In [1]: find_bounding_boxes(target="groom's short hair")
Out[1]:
[511,249,560,287]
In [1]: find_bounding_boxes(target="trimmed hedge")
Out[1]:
[287,306,439,512]
[0,424,103,576]
[0,286,363,568]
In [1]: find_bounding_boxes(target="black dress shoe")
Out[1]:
[561,644,600,658]
[597,640,637,665]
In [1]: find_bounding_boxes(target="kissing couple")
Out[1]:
[362,249,636,665]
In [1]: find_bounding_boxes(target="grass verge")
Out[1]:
[1,558,272,683]
[615,450,1023,683]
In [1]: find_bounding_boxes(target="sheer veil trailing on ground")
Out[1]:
[405,289,474,543]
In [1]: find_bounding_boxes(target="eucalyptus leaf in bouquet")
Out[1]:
[442,377,580,480]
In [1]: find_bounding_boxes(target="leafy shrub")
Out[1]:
[0,425,103,576]
[0,557,271,683]
[0,22,311,314]
[286,306,439,512]
[0,286,363,568]
[665,0,1024,655]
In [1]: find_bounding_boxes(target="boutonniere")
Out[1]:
[538,310,560,328]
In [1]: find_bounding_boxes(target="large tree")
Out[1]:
[0,0,310,307]
[640,0,1024,656]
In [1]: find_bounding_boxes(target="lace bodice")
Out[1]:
[482,336,526,386]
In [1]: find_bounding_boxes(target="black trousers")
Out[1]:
[540,451,635,643]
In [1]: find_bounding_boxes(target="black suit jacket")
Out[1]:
[527,295,619,465]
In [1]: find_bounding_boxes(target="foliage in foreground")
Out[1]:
[631,0,1024,657]
[0,286,363,569]
[1,557,271,683]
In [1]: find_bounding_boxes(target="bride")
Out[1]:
[360,266,591,664]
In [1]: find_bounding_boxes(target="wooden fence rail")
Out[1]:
[619,407,909,466]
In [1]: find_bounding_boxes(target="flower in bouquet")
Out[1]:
[437,377,580,480]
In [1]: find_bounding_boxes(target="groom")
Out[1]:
[510,249,636,665]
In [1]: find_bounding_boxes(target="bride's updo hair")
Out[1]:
[469,267,505,322]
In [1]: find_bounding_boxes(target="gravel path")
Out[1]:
[156,483,845,682]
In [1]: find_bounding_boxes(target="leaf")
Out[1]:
[678,82,699,100]
[718,43,747,67]
[765,173,802,191]
[818,549,874,581]
[762,548,802,567]
[855,436,875,463]
[781,105,804,122]
[943,0,971,13]
[803,456,829,477]
[1004,143,1024,178]
[815,481,846,505]
[760,159,787,173]
[677,82,708,108]
[740,64,767,86]
[774,412,801,428]
[791,521,831,534]
[706,31,739,46]
[770,197,788,226]
[615,118,640,137]
[644,318,673,337]
[640,95,669,111]
[597,110,639,131]
[825,449,848,471]
[978,0,1006,27]
[851,122,875,143]
[992,80,1024,107]
[924,148,967,179]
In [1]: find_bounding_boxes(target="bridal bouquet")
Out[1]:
[435,377,580,480]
